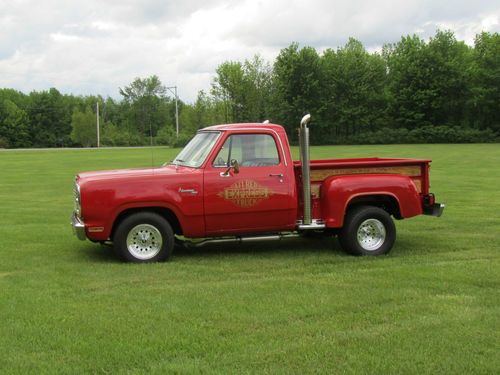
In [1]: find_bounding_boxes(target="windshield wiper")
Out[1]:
[169,158,185,166]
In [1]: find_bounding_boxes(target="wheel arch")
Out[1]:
[111,206,183,241]
[345,194,402,219]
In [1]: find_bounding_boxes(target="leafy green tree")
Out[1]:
[0,99,31,148]
[211,61,247,123]
[322,38,387,140]
[28,88,72,147]
[0,89,30,109]
[0,31,498,148]
[425,30,471,126]
[155,125,176,146]
[242,55,273,122]
[384,31,471,129]
[468,32,500,132]
[119,75,172,138]
[70,106,96,147]
[210,55,273,124]
[272,43,323,142]
[383,35,430,128]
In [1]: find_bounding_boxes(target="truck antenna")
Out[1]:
[149,122,154,168]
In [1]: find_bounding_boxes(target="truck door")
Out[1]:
[203,132,294,235]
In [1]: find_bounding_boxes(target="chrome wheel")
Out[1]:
[356,218,386,251]
[126,224,163,260]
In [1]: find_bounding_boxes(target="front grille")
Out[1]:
[74,181,81,217]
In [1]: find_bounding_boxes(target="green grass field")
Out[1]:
[0,144,499,374]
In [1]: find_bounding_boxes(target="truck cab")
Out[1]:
[71,115,444,262]
[199,123,297,235]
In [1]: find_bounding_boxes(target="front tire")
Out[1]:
[114,212,174,263]
[339,206,396,256]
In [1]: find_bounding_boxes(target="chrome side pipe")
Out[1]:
[299,114,312,225]
[185,233,300,248]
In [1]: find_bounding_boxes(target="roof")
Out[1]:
[201,123,285,132]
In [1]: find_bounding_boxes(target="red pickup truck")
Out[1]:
[71,115,444,262]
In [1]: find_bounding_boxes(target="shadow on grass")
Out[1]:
[174,235,344,259]
[76,234,441,264]
[77,242,121,263]
[77,235,347,263]
[391,236,449,257]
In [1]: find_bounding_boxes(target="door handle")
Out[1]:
[269,173,284,182]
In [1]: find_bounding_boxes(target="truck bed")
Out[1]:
[293,157,431,197]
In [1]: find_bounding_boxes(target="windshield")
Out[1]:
[171,131,220,168]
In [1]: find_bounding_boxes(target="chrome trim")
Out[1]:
[299,114,312,225]
[185,233,300,248]
[74,180,81,217]
[214,127,288,167]
[297,219,326,230]
[178,188,198,195]
[424,203,445,217]
[437,203,445,217]
[126,223,162,260]
[70,212,86,241]
[300,114,311,127]
[356,218,386,251]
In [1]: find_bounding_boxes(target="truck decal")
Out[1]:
[217,180,273,208]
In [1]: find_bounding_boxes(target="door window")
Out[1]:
[213,134,280,167]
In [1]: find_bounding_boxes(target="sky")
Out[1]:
[0,0,498,103]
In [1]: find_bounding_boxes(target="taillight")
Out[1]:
[423,193,435,206]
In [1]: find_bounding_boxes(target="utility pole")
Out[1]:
[96,101,100,148]
[166,86,179,137]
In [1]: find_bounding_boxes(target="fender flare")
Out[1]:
[106,201,185,239]
[320,174,422,228]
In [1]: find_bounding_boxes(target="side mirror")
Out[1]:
[230,159,239,174]
[221,159,240,177]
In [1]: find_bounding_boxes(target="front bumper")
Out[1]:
[423,203,445,217]
[71,212,86,240]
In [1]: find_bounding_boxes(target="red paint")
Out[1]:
[320,174,422,228]
[76,123,440,241]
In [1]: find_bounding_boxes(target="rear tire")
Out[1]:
[114,212,174,263]
[339,206,396,256]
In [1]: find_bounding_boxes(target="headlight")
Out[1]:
[74,180,81,217]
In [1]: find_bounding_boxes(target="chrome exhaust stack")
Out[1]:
[299,114,312,225]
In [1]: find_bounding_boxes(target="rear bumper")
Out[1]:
[71,212,87,240]
[423,203,445,217]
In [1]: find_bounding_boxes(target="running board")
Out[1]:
[296,219,326,230]
[184,233,300,248]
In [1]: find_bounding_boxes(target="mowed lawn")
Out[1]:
[0,143,499,374]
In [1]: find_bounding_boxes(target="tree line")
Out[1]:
[0,30,498,148]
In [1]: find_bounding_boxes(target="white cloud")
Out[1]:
[0,0,498,102]
[482,14,499,29]
[50,33,85,42]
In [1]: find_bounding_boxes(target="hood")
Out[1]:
[76,164,195,184]
[77,167,155,183]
